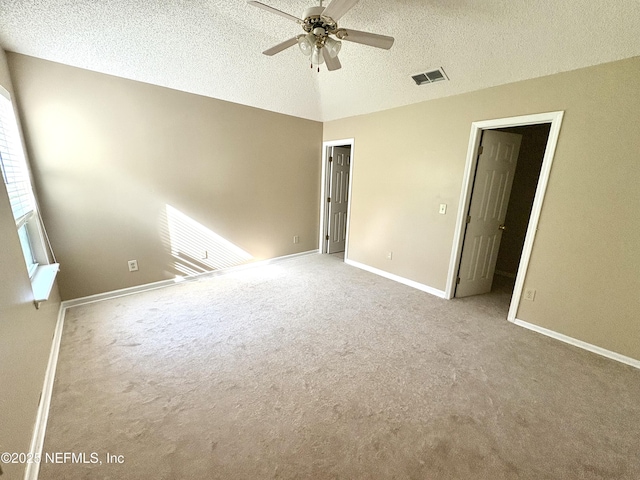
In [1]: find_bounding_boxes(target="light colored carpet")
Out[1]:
[40,253,640,479]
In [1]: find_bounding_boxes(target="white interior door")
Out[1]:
[456,130,522,297]
[327,146,350,254]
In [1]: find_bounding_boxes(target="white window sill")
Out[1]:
[32,263,59,309]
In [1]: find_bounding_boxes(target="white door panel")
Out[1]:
[456,130,522,297]
[327,146,350,254]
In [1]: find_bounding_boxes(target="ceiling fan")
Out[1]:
[247,0,395,71]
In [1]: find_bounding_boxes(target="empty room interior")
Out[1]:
[1,0,639,478]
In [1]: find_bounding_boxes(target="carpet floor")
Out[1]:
[39,253,640,479]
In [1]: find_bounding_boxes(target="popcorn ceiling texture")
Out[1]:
[0,0,639,121]
[40,254,640,479]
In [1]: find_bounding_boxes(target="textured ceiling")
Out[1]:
[0,0,639,122]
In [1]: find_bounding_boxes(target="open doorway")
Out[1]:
[491,124,551,295]
[456,123,551,299]
[319,139,354,259]
[446,112,564,322]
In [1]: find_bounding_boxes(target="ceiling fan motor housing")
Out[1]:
[303,6,324,20]
[302,6,338,37]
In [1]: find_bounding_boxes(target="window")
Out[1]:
[18,223,38,277]
[0,85,58,306]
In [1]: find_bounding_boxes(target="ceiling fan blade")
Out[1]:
[247,1,302,24]
[324,52,342,71]
[321,0,359,21]
[262,37,299,56]
[337,28,394,49]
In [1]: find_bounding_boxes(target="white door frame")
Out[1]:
[319,138,355,256]
[445,112,564,323]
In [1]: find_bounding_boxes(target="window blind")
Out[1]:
[0,90,35,226]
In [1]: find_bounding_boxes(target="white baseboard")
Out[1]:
[512,318,640,370]
[62,250,318,309]
[344,259,447,299]
[25,305,67,480]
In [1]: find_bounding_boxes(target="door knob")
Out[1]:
[498,224,506,231]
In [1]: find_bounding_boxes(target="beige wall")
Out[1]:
[324,57,640,361]
[4,51,639,365]
[7,54,323,300]
[0,49,61,479]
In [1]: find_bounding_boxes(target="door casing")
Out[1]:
[319,138,355,256]
[446,112,564,323]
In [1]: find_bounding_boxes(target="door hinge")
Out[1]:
[329,156,333,162]
[478,145,484,155]
[456,277,461,285]
[466,215,471,224]
[327,197,331,203]
[326,235,330,240]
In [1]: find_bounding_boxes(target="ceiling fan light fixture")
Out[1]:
[311,46,325,65]
[297,33,314,56]
[324,36,342,58]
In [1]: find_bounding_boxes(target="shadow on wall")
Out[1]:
[159,205,253,277]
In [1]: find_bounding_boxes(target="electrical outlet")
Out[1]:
[127,260,139,272]
[293,235,299,244]
[524,288,536,301]
[387,251,393,260]
[439,203,447,214]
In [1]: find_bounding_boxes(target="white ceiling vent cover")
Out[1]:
[412,67,449,85]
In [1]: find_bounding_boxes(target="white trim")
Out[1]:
[446,111,564,324]
[445,126,483,298]
[507,112,563,321]
[24,305,66,480]
[513,318,640,370]
[32,263,60,308]
[319,138,355,257]
[319,144,331,254]
[61,277,185,309]
[62,250,318,309]
[345,259,447,298]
